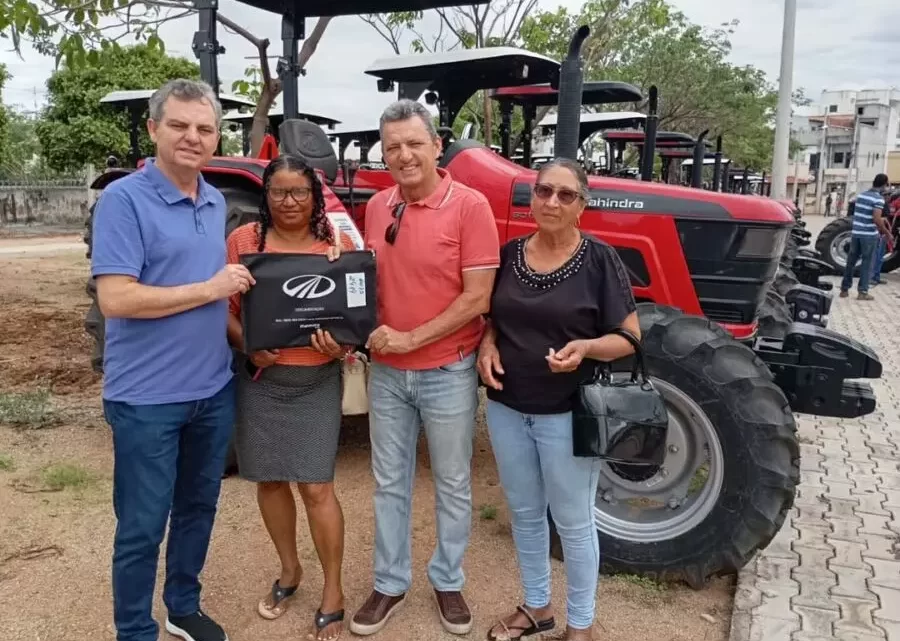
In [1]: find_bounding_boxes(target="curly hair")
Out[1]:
[257,154,334,252]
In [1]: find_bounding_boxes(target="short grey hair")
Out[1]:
[537,157,590,199]
[148,78,223,126]
[379,98,438,139]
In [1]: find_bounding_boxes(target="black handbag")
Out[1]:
[571,328,669,465]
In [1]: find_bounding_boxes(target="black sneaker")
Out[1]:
[165,610,228,641]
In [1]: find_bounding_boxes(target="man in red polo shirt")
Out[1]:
[348,99,500,637]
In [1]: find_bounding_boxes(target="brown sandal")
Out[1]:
[487,605,555,640]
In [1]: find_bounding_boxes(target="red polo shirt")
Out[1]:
[364,168,500,370]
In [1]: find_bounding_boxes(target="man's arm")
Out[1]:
[97,275,221,319]
[408,268,496,350]
[873,205,891,236]
[92,188,253,320]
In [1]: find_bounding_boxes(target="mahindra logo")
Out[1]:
[282,275,336,299]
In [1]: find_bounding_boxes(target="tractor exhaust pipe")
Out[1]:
[712,135,723,191]
[554,25,590,162]
[691,129,709,188]
[640,86,658,181]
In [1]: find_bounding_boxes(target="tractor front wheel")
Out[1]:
[757,289,792,339]
[549,303,799,589]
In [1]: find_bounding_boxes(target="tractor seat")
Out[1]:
[278,119,339,183]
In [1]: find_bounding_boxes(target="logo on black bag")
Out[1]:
[282,275,336,299]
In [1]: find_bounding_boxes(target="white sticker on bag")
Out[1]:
[346,272,366,308]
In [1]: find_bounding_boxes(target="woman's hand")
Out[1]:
[311,329,346,359]
[477,342,505,390]
[546,340,588,373]
[250,349,280,368]
[325,241,342,262]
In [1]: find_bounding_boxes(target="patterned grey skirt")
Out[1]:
[234,356,342,483]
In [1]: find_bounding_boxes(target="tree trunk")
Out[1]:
[247,16,333,156]
[482,91,492,146]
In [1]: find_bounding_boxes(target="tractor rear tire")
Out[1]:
[757,289,792,339]
[548,303,799,589]
[815,217,854,274]
[814,217,900,276]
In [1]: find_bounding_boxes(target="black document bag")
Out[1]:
[240,250,377,352]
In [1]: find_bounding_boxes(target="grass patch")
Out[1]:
[0,389,58,429]
[41,463,94,491]
[0,453,13,471]
[615,573,668,592]
[479,504,498,520]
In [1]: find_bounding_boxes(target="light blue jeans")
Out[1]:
[368,352,478,595]
[486,399,602,630]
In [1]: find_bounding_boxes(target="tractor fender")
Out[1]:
[90,168,136,190]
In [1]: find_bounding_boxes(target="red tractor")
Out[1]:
[84,1,883,590]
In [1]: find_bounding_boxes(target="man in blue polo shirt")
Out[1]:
[840,173,891,300]
[91,78,254,641]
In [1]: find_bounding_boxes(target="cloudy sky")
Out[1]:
[1,0,898,127]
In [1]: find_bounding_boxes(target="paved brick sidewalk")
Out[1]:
[729,258,900,641]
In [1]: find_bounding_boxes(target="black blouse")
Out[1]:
[486,232,637,414]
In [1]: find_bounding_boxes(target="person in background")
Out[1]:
[348,98,500,637]
[477,158,639,641]
[225,154,355,641]
[840,173,891,300]
[91,78,248,641]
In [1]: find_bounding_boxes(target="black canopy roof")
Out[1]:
[235,0,486,16]
[492,81,643,107]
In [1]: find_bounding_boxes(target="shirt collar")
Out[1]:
[143,158,215,206]
[388,168,454,209]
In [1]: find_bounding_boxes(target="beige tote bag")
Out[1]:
[342,351,369,415]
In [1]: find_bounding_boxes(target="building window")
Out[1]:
[857,107,865,115]
[829,105,838,113]
[833,151,844,165]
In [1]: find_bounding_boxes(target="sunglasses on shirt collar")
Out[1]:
[384,201,407,245]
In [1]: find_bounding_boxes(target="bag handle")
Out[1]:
[597,327,649,385]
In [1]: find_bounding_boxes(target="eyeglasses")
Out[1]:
[384,201,407,245]
[533,183,584,206]
[268,187,312,202]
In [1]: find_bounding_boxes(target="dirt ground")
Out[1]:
[0,237,734,641]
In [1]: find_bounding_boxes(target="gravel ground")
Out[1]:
[0,246,734,641]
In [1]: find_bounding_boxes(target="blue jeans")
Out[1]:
[102,377,236,641]
[872,236,885,282]
[840,235,878,294]
[485,399,602,630]
[368,353,478,595]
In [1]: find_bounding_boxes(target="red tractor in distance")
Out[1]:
[84,1,884,590]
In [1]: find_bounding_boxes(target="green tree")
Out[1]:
[34,43,200,172]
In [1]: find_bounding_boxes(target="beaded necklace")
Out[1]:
[512,233,587,291]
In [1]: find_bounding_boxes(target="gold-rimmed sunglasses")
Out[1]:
[533,182,584,205]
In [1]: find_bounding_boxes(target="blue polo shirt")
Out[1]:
[90,159,234,404]
[852,188,886,238]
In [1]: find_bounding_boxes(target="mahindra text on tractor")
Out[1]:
[83,0,884,590]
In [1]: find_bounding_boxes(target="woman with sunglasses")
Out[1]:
[225,154,356,641]
[478,158,640,641]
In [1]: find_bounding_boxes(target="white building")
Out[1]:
[790,87,900,213]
